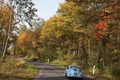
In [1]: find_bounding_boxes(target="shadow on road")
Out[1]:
[33,75,96,80]
[34,76,65,80]
[83,77,96,80]
[34,76,95,80]
[66,77,96,80]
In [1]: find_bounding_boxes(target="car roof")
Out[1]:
[69,65,80,68]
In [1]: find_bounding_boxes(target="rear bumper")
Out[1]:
[66,76,83,79]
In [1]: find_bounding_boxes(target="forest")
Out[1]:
[0,0,120,80]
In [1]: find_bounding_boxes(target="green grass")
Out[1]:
[0,56,38,80]
[51,59,68,68]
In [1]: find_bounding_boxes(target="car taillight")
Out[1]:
[80,74,83,76]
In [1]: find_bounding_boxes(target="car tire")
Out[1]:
[65,73,68,79]
[32,58,37,61]
[80,78,83,80]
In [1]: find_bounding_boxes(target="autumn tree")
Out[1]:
[0,0,37,60]
[16,18,45,60]
[58,0,100,66]
[0,3,14,60]
[41,1,95,65]
[92,1,120,70]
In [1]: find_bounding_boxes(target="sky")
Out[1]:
[32,0,65,21]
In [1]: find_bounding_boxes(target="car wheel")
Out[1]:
[32,58,37,61]
[65,73,68,79]
[80,77,83,80]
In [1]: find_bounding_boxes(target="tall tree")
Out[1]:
[93,0,120,69]
[8,0,38,26]
[0,0,37,60]
[0,3,14,60]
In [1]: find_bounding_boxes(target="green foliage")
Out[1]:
[104,67,120,80]
[18,24,27,35]
[8,0,38,25]
[51,59,68,68]
[42,48,57,62]
[110,67,120,80]
[64,54,74,64]
[56,48,64,60]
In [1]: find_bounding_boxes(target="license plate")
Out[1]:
[74,73,77,76]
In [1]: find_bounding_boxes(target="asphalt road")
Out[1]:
[30,61,96,80]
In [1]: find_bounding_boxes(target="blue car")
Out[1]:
[65,65,83,79]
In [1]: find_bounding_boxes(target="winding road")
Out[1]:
[30,61,96,80]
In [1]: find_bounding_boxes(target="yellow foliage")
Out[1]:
[41,16,57,40]
[15,61,25,68]
[0,4,14,28]
[17,32,28,46]
[60,2,77,15]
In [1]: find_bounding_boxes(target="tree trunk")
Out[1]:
[1,25,11,61]
[1,35,9,61]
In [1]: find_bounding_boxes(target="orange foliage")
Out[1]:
[95,1,120,40]
[94,21,107,30]
[94,21,107,40]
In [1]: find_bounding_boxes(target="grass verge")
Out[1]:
[0,56,38,80]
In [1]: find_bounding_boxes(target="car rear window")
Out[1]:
[74,68,77,71]
[69,65,82,71]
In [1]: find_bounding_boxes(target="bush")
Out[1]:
[52,59,68,68]
[110,67,120,80]
[0,56,38,80]
[0,59,16,73]
[105,67,120,80]
[15,61,27,68]
[64,54,74,64]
